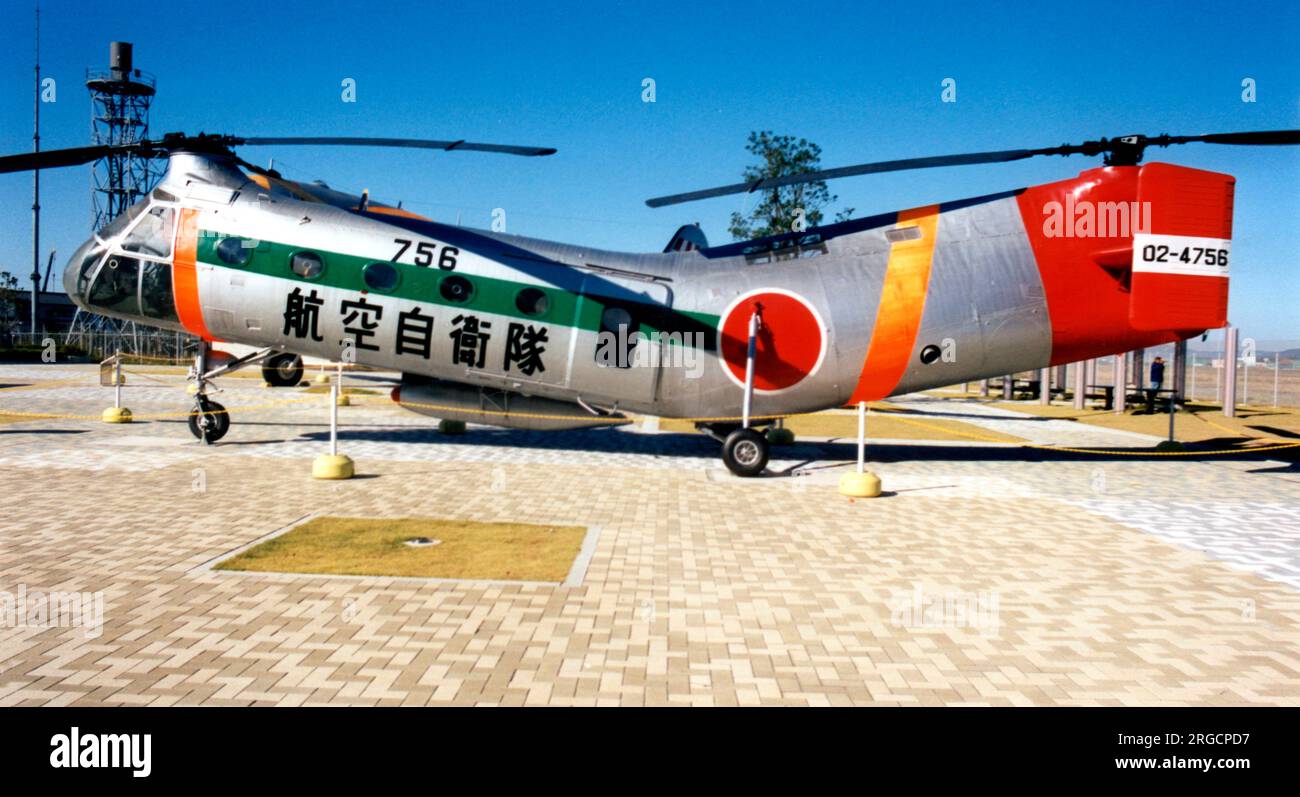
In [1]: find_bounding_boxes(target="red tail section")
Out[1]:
[1016,163,1234,365]
[1129,163,1234,331]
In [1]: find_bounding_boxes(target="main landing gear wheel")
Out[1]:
[722,428,769,477]
[261,353,304,387]
[188,396,230,444]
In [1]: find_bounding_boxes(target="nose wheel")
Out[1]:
[188,395,230,444]
[721,427,769,477]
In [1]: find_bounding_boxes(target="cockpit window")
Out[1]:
[121,206,176,258]
[95,199,149,242]
[140,261,178,323]
[88,255,141,316]
[76,245,105,298]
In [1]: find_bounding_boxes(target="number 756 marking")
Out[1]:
[392,238,458,270]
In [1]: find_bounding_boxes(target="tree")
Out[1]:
[0,271,19,330]
[728,131,854,241]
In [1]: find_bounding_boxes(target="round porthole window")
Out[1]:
[289,251,324,279]
[601,306,634,333]
[440,275,474,303]
[216,237,253,266]
[363,261,399,292]
[919,344,942,364]
[515,287,549,317]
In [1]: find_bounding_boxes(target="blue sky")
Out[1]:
[2,0,1297,341]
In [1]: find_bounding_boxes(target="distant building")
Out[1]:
[8,292,78,336]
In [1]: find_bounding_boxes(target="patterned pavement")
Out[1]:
[0,364,1297,706]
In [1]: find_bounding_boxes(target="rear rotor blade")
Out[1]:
[646,147,1059,208]
[235,136,557,157]
[646,129,1299,208]
[1160,130,1300,147]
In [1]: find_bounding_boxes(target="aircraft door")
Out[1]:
[567,271,672,406]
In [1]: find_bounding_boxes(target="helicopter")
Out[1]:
[1,128,1296,475]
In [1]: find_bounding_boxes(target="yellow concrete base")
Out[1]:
[839,470,881,498]
[335,394,351,407]
[313,373,332,385]
[186,385,200,395]
[312,454,354,480]
[101,406,133,424]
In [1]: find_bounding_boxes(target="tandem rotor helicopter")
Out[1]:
[1,127,1297,475]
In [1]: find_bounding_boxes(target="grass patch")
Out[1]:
[215,516,587,582]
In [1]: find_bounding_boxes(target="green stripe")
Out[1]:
[197,230,718,347]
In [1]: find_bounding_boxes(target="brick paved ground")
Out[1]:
[0,365,1297,706]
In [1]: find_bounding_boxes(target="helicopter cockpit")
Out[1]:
[64,187,184,331]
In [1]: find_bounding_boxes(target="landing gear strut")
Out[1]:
[187,340,229,444]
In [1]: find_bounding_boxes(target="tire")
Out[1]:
[722,427,769,477]
[261,353,304,387]
[188,397,230,444]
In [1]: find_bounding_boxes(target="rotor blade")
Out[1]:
[235,136,557,157]
[645,147,1060,208]
[645,129,1300,208]
[0,144,119,174]
[1160,129,1300,147]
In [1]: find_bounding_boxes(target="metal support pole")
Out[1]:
[1073,361,1086,409]
[741,311,759,428]
[856,401,866,474]
[1039,367,1051,405]
[1168,388,1177,443]
[113,350,121,409]
[1002,375,1013,400]
[1114,352,1126,413]
[979,379,989,397]
[1223,326,1238,418]
[1172,340,1188,403]
[1191,356,1198,402]
[329,381,339,457]
[1274,353,1281,408]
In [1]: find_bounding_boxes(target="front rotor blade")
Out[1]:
[0,144,118,174]
[236,136,557,157]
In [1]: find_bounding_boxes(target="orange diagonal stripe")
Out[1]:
[849,205,941,402]
[172,208,216,341]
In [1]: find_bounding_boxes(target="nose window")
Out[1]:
[88,256,141,316]
[76,246,104,297]
[140,261,178,323]
[121,206,176,259]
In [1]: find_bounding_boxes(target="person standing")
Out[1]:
[1150,357,1165,393]
[1146,356,1166,413]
